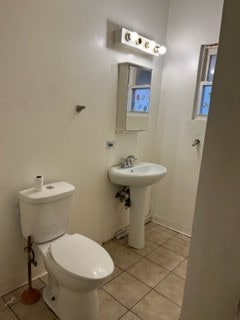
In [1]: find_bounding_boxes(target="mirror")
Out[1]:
[116,63,152,131]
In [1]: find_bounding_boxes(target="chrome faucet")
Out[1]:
[121,155,137,168]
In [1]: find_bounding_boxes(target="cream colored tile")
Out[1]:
[162,236,190,257]
[132,290,181,320]
[127,258,169,287]
[102,265,123,285]
[99,289,127,320]
[103,272,150,308]
[0,297,5,308]
[113,236,128,247]
[176,233,191,243]
[103,240,142,270]
[3,279,45,306]
[0,307,19,320]
[145,225,174,245]
[155,273,185,306]
[133,239,158,256]
[11,298,58,320]
[147,247,184,271]
[120,311,141,319]
[115,235,159,257]
[173,259,188,279]
[146,222,177,237]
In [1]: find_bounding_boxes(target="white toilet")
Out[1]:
[19,181,114,320]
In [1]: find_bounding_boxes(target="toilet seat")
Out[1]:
[49,234,113,280]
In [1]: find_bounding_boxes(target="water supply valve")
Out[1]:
[115,186,131,208]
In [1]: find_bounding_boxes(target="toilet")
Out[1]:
[19,181,114,320]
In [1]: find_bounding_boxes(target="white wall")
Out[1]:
[0,0,169,296]
[151,0,223,235]
[181,0,240,318]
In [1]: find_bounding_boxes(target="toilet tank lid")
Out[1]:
[19,181,75,204]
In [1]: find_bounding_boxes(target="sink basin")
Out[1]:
[109,162,167,187]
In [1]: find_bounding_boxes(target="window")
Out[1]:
[193,44,218,118]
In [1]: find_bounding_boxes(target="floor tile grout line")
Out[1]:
[103,268,124,286]
[144,232,184,256]
[1,278,45,305]
[152,287,183,308]
[128,287,181,317]
[101,287,131,311]
[110,222,190,260]
[124,269,158,291]
[103,268,165,311]
[8,304,21,320]
[103,223,188,318]
[152,266,186,306]
[112,222,178,248]
[106,229,187,287]
[144,254,176,272]
[110,231,182,272]
[117,309,129,320]
[106,261,171,294]
[128,287,156,313]
[124,258,186,301]
[158,239,189,258]
[117,308,144,320]
[161,243,189,259]
[145,231,178,247]
[170,257,188,277]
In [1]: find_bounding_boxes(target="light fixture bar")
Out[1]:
[114,27,166,57]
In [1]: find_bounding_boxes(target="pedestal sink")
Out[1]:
[109,162,167,249]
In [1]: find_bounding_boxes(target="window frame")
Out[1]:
[193,44,218,119]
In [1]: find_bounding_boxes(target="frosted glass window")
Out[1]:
[136,69,152,85]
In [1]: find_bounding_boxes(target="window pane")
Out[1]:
[200,85,212,116]
[136,69,152,85]
[207,54,217,82]
[131,88,151,112]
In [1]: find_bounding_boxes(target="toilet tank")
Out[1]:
[19,181,75,244]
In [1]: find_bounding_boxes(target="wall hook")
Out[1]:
[192,139,200,147]
[76,105,86,113]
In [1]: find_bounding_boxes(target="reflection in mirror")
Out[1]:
[116,63,152,131]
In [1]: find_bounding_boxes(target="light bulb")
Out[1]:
[159,45,167,55]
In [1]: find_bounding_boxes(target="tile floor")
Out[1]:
[0,222,190,320]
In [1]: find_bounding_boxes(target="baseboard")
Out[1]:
[114,214,152,239]
[0,272,47,299]
[151,214,192,237]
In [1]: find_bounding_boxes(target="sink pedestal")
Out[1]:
[128,186,148,249]
[109,161,167,249]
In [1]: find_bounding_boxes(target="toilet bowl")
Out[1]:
[38,233,114,320]
[19,181,114,320]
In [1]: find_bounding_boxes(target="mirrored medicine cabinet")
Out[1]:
[116,62,152,132]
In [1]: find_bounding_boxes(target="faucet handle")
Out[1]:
[120,157,128,168]
[126,155,137,161]
[126,155,137,167]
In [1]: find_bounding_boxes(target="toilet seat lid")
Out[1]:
[50,234,113,279]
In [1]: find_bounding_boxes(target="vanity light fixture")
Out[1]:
[114,27,166,57]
